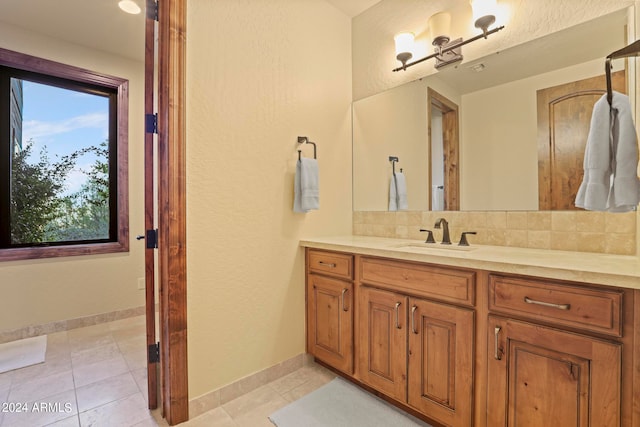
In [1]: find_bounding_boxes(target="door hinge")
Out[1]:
[147,0,159,21]
[146,229,158,249]
[148,342,160,363]
[145,113,158,134]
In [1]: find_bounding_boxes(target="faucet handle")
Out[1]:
[434,217,448,228]
[458,231,477,246]
[419,229,436,244]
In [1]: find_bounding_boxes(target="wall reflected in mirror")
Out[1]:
[353,7,632,212]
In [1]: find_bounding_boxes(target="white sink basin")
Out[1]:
[390,242,479,252]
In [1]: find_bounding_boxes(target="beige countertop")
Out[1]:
[300,235,640,289]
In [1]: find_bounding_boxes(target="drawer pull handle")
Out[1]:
[318,261,337,268]
[411,305,418,334]
[524,296,570,310]
[395,302,402,329]
[494,327,502,360]
[341,288,349,312]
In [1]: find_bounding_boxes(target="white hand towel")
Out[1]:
[294,158,319,213]
[575,91,640,212]
[432,185,444,211]
[608,92,640,212]
[388,172,408,211]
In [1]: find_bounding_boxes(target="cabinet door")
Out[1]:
[307,274,353,374]
[487,315,621,427]
[357,287,407,400]
[408,298,474,427]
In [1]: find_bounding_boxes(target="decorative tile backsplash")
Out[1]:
[353,211,637,255]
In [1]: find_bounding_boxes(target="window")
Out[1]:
[0,48,129,261]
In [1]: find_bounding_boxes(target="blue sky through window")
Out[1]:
[20,80,109,195]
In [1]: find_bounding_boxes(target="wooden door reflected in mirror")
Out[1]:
[428,88,460,211]
[537,70,626,210]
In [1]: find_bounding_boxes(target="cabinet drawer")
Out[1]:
[308,250,353,280]
[359,257,475,306]
[489,274,623,336]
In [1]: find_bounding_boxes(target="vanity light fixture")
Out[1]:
[429,12,464,69]
[394,32,415,68]
[118,0,141,14]
[393,0,504,72]
[471,0,498,33]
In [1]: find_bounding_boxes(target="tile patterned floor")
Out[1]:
[0,315,336,427]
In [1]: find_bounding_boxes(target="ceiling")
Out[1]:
[325,0,382,18]
[0,0,146,61]
[0,0,381,64]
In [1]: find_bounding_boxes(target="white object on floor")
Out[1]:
[269,377,431,427]
[0,335,47,374]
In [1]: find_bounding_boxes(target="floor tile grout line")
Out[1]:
[6,316,347,427]
[72,332,145,420]
[77,389,143,420]
[71,357,81,426]
[1,316,157,427]
[271,377,310,402]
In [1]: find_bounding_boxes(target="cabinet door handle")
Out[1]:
[411,305,418,334]
[524,296,570,310]
[395,302,402,329]
[494,326,502,360]
[341,288,349,312]
[318,261,337,268]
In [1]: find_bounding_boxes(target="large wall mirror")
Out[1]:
[353,7,634,212]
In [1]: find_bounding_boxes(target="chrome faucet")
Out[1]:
[434,218,451,245]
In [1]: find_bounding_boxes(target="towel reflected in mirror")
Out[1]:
[389,172,408,211]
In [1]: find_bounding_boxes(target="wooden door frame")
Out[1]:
[157,0,188,424]
[143,0,158,411]
[427,88,460,211]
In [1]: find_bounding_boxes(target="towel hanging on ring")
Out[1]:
[294,157,319,213]
[575,91,640,212]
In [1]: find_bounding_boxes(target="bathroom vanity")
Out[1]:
[302,236,640,427]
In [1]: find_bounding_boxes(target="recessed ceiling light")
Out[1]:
[118,0,141,14]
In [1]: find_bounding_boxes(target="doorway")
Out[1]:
[427,88,460,211]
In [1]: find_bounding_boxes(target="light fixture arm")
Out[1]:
[392,25,504,72]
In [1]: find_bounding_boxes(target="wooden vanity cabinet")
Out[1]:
[357,258,475,427]
[487,274,626,427]
[306,249,354,374]
[304,248,638,427]
[408,297,474,427]
[357,287,408,399]
[487,315,621,427]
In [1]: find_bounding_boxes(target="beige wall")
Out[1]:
[186,1,352,399]
[0,23,146,331]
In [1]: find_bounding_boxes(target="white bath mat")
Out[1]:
[269,377,432,427]
[0,335,47,374]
